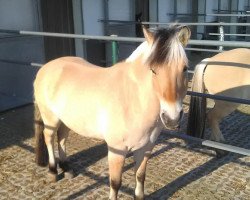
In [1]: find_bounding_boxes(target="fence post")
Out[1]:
[218,25,224,51]
[111,35,118,64]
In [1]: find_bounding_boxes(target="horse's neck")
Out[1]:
[125,42,152,81]
[123,52,161,116]
[111,42,160,118]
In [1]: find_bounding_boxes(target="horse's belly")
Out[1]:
[58,113,107,140]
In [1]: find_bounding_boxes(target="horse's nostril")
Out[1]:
[161,112,168,121]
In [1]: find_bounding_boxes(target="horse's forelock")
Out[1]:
[146,26,188,69]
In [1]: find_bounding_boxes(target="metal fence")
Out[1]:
[0,28,250,156]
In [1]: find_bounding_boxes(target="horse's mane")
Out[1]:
[146,25,188,68]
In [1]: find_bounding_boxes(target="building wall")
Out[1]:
[80,0,136,66]
[0,0,44,111]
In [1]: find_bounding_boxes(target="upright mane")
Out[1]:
[146,25,189,68]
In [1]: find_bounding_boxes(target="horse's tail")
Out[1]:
[34,103,48,166]
[187,59,208,138]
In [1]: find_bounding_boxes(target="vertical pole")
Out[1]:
[192,0,198,39]
[174,0,177,21]
[111,35,118,64]
[218,25,224,51]
[104,0,109,35]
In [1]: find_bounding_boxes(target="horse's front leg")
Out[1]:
[108,147,127,200]
[133,142,154,200]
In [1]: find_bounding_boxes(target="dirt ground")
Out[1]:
[0,102,249,200]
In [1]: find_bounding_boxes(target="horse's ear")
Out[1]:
[142,25,153,44]
[178,26,191,47]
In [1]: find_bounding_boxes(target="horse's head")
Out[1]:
[144,25,190,129]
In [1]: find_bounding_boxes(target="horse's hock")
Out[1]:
[0,104,249,199]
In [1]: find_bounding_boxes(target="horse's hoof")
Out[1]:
[47,172,58,182]
[215,149,229,158]
[64,170,74,179]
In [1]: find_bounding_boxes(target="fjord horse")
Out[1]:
[187,48,250,156]
[34,25,190,199]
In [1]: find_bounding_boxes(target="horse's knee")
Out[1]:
[136,172,145,184]
[110,178,121,192]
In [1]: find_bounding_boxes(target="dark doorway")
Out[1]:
[40,0,75,62]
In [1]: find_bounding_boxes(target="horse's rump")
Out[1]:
[187,48,250,139]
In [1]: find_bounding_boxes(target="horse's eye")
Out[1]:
[183,66,188,73]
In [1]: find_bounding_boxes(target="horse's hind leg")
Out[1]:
[57,123,74,178]
[207,101,238,157]
[207,101,238,142]
[39,106,61,182]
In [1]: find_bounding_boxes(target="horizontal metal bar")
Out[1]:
[18,31,250,48]
[1,29,250,48]
[202,140,250,156]
[209,33,250,37]
[0,29,20,34]
[185,47,223,53]
[144,22,250,26]
[188,39,250,47]
[99,19,250,26]
[31,62,43,67]
[0,59,30,66]
[213,9,246,13]
[164,131,250,156]
[166,13,250,17]
[0,59,42,67]
[187,91,250,105]
[207,13,250,17]
[20,30,145,43]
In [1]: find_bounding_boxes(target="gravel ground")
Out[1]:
[0,103,249,200]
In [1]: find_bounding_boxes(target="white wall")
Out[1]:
[0,0,40,31]
[158,0,174,23]
[205,0,218,22]
[157,0,193,23]
[82,0,104,35]
[108,0,133,21]
[177,0,192,14]
[0,0,44,110]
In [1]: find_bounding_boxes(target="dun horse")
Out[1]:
[187,48,250,156]
[34,25,190,199]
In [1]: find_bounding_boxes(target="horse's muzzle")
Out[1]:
[160,110,183,130]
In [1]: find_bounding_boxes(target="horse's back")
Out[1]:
[211,48,250,63]
[35,56,98,103]
[204,48,250,97]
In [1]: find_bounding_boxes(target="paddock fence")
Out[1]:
[0,24,250,156]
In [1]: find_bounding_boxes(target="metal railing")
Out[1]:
[4,29,250,48]
[99,19,250,27]
[0,28,250,156]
